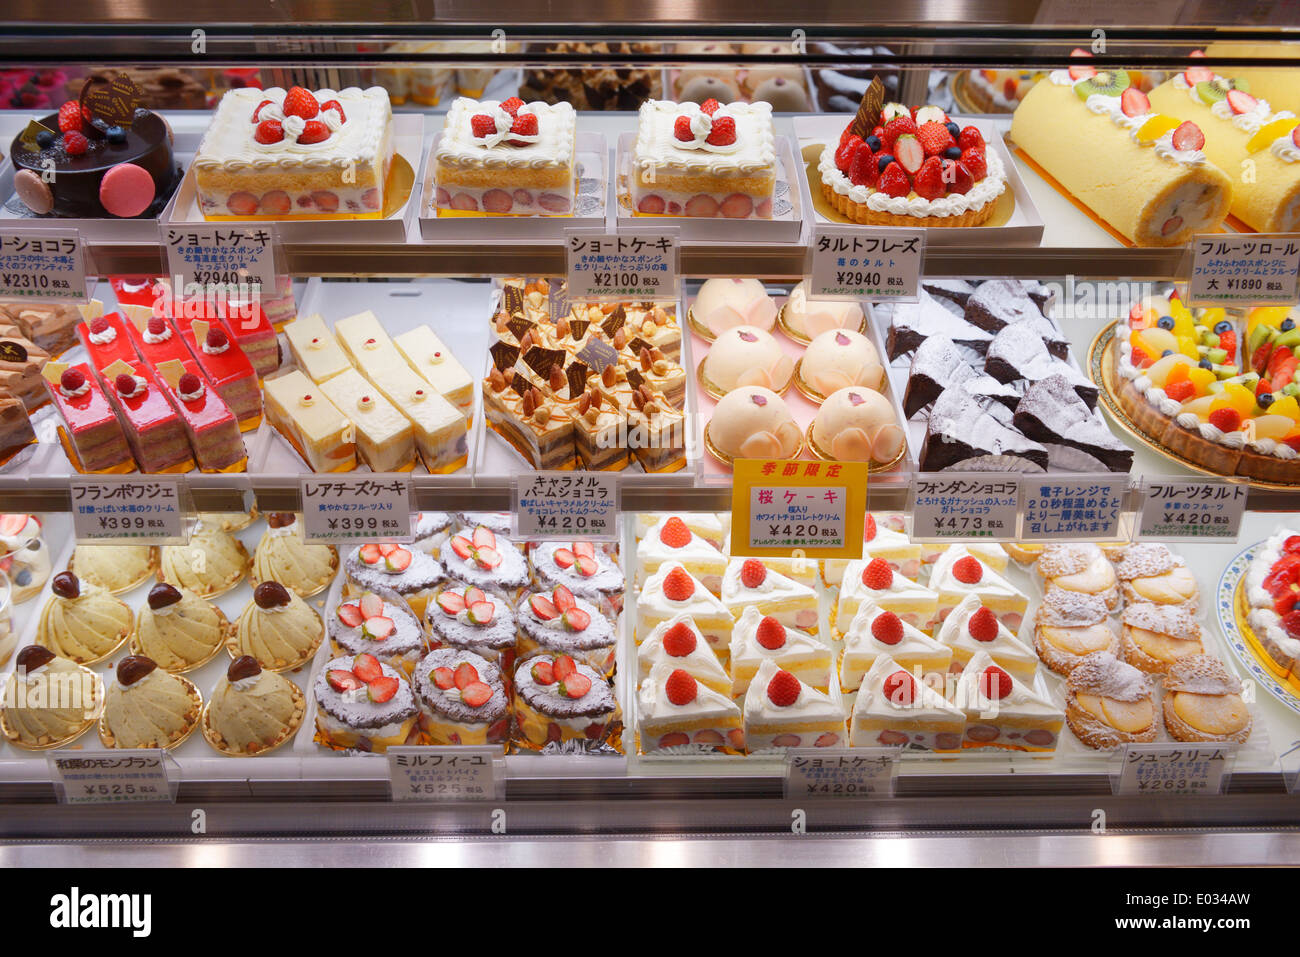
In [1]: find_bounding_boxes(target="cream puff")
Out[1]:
[1065,651,1159,750]
[1162,654,1252,745]
[1036,543,1119,612]
[1033,586,1119,677]
[1120,602,1205,676]
[1115,543,1199,611]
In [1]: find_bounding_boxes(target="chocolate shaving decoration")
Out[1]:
[523,345,566,378]
[502,285,525,317]
[577,338,619,374]
[850,75,886,139]
[626,367,645,390]
[565,361,589,399]
[506,316,535,343]
[510,372,531,398]
[627,336,652,356]
[601,305,626,340]
[568,318,591,341]
[489,339,519,373]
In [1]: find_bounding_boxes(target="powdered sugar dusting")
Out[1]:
[1037,543,1105,579]
[1163,654,1241,696]
[1121,601,1199,639]
[1037,585,1109,626]
[1067,651,1151,702]
[314,655,417,729]
[1116,543,1180,581]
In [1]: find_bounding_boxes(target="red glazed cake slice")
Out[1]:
[77,312,139,374]
[209,299,279,378]
[120,307,193,367]
[154,359,247,471]
[40,362,133,471]
[176,318,262,428]
[99,359,194,472]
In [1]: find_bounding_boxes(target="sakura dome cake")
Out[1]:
[706,386,803,463]
[699,325,794,396]
[810,386,905,464]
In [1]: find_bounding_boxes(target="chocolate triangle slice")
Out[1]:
[922,279,977,309]
[903,334,975,419]
[885,288,993,361]
[983,326,1097,409]
[1012,374,1133,472]
[964,280,1068,359]
[919,388,1049,472]
[962,373,1026,413]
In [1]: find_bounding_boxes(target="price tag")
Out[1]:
[909,473,1020,542]
[299,475,411,543]
[1189,234,1300,307]
[565,229,678,301]
[1137,478,1248,541]
[0,228,88,302]
[49,751,174,805]
[729,458,868,558]
[387,746,502,802]
[784,748,897,799]
[807,225,924,301]
[514,471,618,540]
[1019,475,1128,542]
[162,223,279,300]
[1115,743,1235,796]
[70,477,186,543]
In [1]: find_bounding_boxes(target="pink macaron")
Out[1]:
[99,163,156,218]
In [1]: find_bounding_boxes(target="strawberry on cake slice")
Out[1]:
[729,606,832,698]
[742,659,846,752]
[840,600,951,693]
[929,546,1029,631]
[439,525,530,603]
[636,614,731,697]
[412,648,510,746]
[637,664,744,754]
[344,542,445,619]
[953,649,1064,752]
[834,557,938,635]
[850,653,965,751]
[937,593,1039,683]
[721,557,820,634]
[637,561,734,662]
[636,514,727,594]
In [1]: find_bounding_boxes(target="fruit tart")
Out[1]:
[1064,651,1159,749]
[1162,654,1252,744]
[1243,527,1300,679]
[231,581,325,672]
[314,652,419,753]
[344,542,445,619]
[518,585,616,677]
[331,590,427,678]
[1033,586,1120,677]
[637,614,731,697]
[638,664,744,754]
[1120,602,1206,676]
[820,78,1006,227]
[131,583,229,673]
[513,653,618,750]
[36,571,133,665]
[529,539,624,614]
[742,658,846,751]
[427,585,517,676]
[413,649,510,746]
[440,525,530,603]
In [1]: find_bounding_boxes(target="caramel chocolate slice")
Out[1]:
[489,339,520,373]
[565,361,590,400]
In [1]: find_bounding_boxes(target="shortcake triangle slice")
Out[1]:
[638,663,744,753]
[637,613,732,697]
[742,658,846,751]
[840,599,951,692]
[953,648,1064,752]
[729,605,831,697]
[849,653,965,752]
[937,593,1038,683]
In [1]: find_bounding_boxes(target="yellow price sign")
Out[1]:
[729,458,868,559]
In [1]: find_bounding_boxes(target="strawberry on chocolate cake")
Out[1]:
[344,542,445,619]
[330,591,426,677]
[427,585,518,675]
[518,585,616,677]
[440,525,530,602]
[513,653,617,750]
[314,653,419,753]
[529,540,624,614]
[413,648,510,746]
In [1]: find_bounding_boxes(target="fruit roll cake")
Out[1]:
[1011,65,1231,246]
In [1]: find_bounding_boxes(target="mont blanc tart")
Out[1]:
[159,525,250,597]
[691,278,777,339]
[1033,586,1119,677]
[700,325,794,395]
[781,279,865,342]
[721,557,820,633]
[132,583,228,672]
[707,386,803,461]
[68,542,156,594]
[1064,651,1159,750]
[953,650,1064,752]
[251,512,338,598]
[798,329,884,400]
[937,593,1038,683]
[730,606,832,697]
[314,652,419,753]
[1,646,102,749]
[1115,543,1199,610]
[332,590,427,677]
[232,581,324,671]
[637,615,731,696]
[1162,654,1252,744]
[743,658,846,751]
[413,648,510,746]
[100,655,201,749]
[810,387,905,464]
[203,655,305,756]
[1036,543,1119,612]
[1120,602,1205,675]
[638,664,744,753]
[840,601,950,692]
[36,572,133,665]
[850,653,965,751]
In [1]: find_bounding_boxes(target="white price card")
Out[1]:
[162,223,279,299]
[909,473,1020,542]
[1137,478,1248,542]
[565,229,678,301]
[49,751,174,805]
[299,475,411,544]
[387,746,503,802]
[1189,234,1300,307]
[0,228,88,303]
[514,471,618,540]
[70,477,186,543]
[807,225,924,301]
[1019,474,1128,542]
[1115,743,1235,797]
[784,748,898,799]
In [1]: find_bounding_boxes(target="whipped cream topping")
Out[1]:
[60,379,90,399]
[437,97,574,170]
[743,658,843,725]
[639,662,741,723]
[854,652,963,721]
[178,379,205,401]
[636,99,775,176]
[143,324,173,344]
[201,337,229,355]
[87,324,116,345]
[670,103,742,154]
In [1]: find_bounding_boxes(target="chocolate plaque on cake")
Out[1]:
[601,306,626,340]
[506,316,535,343]
[510,372,531,398]
[522,345,567,377]
[489,340,520,373]
[80,73,145,127]
[568,318,591,341]
[502,285,525,317]
[565,360,590,399]
[577,338,619,374]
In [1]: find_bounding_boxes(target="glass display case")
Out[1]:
[0,0,1298,866]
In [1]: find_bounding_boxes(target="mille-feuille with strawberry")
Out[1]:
[518,584,617,677]
[427,585,519,680]
[439,524,531,602]
[315,652,420,753]
[330,590,428,678]
[413,648,511,746]
[528,539,625,614]
[343,542,446,620]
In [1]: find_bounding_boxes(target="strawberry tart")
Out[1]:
[1242,528,1300,684]
[512,653,618,750]
[434,97,577,215]
[413,649,510,746]
[638,664,744,753]
[631,98,776,220]
[194,85,394,219]
[314,652,419,752]
[820,77,1006,227]
[518,585,616,677]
